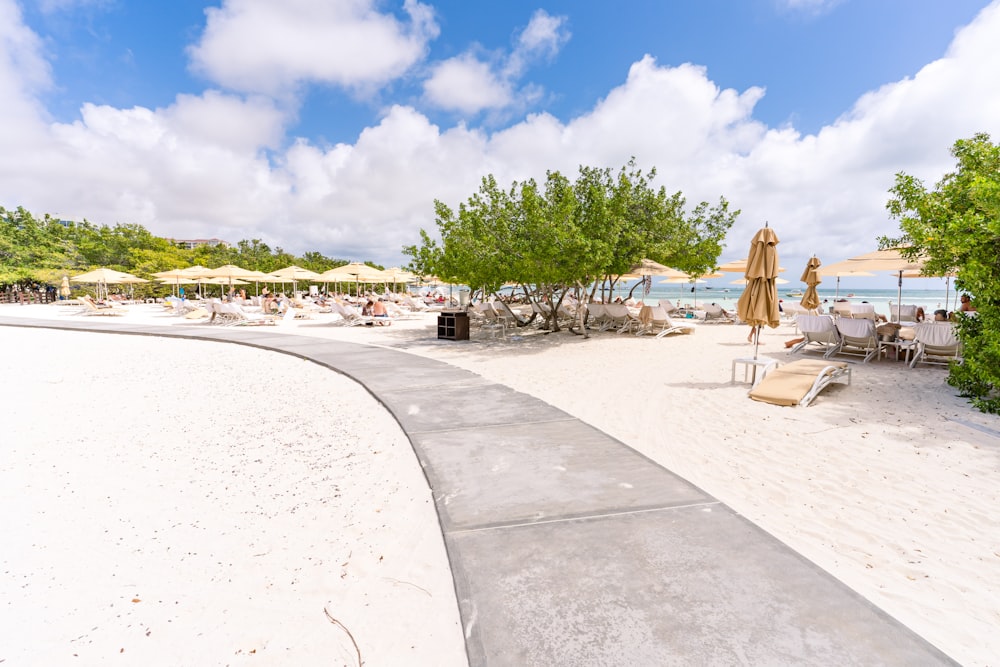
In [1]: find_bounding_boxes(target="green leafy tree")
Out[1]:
[405,160,737,333]
[885,132,1000,412]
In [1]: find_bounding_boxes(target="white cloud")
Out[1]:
[1,0,1000,280]
[504,9,570,78]
[188,0,439,96]
[423,9,568,115]
[423,53,512,114]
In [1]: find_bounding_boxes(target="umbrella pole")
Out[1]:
[895,271,903,322]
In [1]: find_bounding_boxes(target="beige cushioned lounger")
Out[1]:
[749,359,851,407]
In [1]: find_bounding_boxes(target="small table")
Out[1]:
[732,356,778,387]
[879,339,916,364]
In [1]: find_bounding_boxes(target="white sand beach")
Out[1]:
[2,301,998,666]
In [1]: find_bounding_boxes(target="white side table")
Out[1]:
[732,356,778,387]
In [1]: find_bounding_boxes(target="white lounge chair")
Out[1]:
[702,303,734,323]
[493,300,529,329]
[889,304,919,323]
[75,295,127,316]
[586,302,609,331]
[790,315,841,358]
[636,305,695,337]
[909,322,962,368]
[749,359,852,407]
[848,303,880,321]
[832,317,881,363]
[602,303,639,333]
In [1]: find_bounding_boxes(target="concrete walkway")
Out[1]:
[1,317,958,666]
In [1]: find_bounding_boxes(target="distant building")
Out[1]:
[170,238,230,250]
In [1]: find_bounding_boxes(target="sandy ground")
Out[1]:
[2,300,999,666]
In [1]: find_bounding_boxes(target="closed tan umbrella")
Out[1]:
[736,226,781,360]
[800,256,822,311]
[59,276,71,298]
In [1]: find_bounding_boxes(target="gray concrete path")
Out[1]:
[1,317,958,666]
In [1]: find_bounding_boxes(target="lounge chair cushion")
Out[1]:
[749,359,850,407]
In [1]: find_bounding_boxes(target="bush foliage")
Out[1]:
[885,133,1000,413]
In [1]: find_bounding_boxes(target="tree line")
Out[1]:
[0,207,357,296]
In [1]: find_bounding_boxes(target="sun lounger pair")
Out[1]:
[748,359,851,407]
[75,295,127,316]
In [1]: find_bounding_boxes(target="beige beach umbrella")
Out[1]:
[815,261,876,299]
[729,277,789,285]
[902,269,958,311]
[659,272,722,307]
[800,256,822,311]
[71,267,135,283]
[839,248,926,322]
[71,267,144,300]
[317,262,386,295]
[269,265,321,294]
[736,225,781,362]
[200,264,260,297]
[59,276,71,298]
[380,267,416,293]
[718,258,786,274]
[628,259,689,278]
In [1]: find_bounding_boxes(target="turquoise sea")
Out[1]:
[625,286,962,316]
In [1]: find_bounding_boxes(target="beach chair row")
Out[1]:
[790,315,962,367]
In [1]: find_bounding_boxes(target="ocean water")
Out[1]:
[632,287,960,316]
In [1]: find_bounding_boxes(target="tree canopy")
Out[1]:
[0,205,362,295]
[403,160,737,331]
[884,132,1000,413]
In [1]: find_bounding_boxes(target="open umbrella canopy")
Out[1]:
[718,258,786,274]
[71,267,147,300]
[815,260,876,298]
[840,247,925,273]
[627,259,689,278]
[730,277,789,285]
[270,265,321,281]
[737,226,782,335]
[381,267,417,283]
[200,264,260,280]
[71,267,139,284]
[661,277,707,284]
[800,256,822,311]
[840,247,927,321]
[316,262,386,282]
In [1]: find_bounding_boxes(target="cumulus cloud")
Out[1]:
[188,0,439,96]
[422,9,568,115]
[423,53,512,114]
[1,0,1000,277]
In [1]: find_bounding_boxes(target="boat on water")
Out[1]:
[785,290,803,297]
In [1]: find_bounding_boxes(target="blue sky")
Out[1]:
[3,0,999,289]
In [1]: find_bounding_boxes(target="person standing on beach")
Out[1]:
[960,294,976,312]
